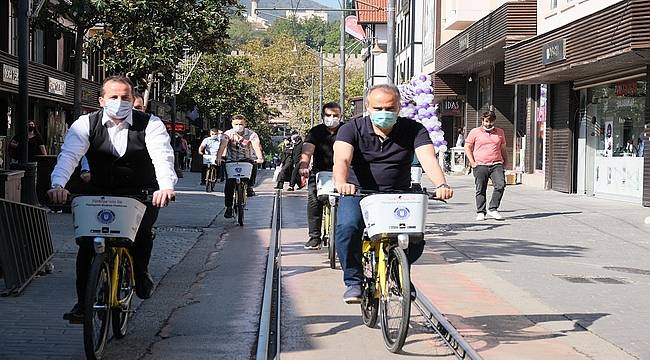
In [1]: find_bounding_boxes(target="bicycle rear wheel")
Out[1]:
[321,205,329,247]
[112,251,135,339]
[380,246,411,353]
[360,250,378,328]
[328,205,337,269]
[83,253,112,360]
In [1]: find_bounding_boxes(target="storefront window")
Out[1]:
[587,79,646,201]
[534,84,547,171]
[588,81,646,158]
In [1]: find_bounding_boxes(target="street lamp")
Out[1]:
[370,40,384,55]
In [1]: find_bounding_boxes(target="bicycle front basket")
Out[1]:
[360,193,428,240]
[225,162,253,179]
[72,196,147,242]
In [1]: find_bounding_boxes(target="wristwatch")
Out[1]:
[51,184,63,189]
[434,183,451,190]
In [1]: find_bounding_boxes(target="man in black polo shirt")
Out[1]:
[298,102,343,249]
[333,84,454,303]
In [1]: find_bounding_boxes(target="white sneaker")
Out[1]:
[475,213,485,221]
[487,210,504,220]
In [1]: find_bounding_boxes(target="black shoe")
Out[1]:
[247,189,256,197]
[200,181,206,185]
[287,187,294,191]
[224,207,233,218]
[135,272,154,299]
[410,282,417,301]
[304,237,321,250]
[63,303,84,324]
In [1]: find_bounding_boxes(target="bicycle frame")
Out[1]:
[110,247,134,309]
[362,239,391,300]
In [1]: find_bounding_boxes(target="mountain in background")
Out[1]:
[240,0,339,23]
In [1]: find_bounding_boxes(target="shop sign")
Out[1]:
[459,34,469,53]
[542,39,566,65]
[47,77,67,96]
[615,81,638,97]
[2,64,19,85]
[440,99,462,116]
[82,87,97,104]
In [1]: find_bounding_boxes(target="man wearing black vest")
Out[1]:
[48,75,177,322]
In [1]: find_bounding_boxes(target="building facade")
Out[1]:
[355,0,388,89]
[395,0,424,83]
[505,0,650,206]
[0,0,103,169]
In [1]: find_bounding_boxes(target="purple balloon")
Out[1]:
[424,88,433,94]
[419,74,427,81]
[441,140,448,146]
[432,125,441,132]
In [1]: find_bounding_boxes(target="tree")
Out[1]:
[86,0,240,105]
[267,17,360,54]
[179,54,276,152]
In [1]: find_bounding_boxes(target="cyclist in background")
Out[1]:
[199,128,222,185]
[216,115,264,218]
[333,84,453,303]
[298,102,343,250]
[47,75,176,322]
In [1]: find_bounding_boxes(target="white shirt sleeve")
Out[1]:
[51,115,91,187]
[144,115,178,190]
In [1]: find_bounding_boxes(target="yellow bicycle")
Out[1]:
[315,171,337,269]
[358,191,428,353]
[72,192,157,360]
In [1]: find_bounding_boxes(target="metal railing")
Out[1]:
[0,198,54,296]
[256,189,282,359]
[414,288,483,360]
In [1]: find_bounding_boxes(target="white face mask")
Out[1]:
[233,124,245,133]
[323,115,340,128]
[104,99,132,120]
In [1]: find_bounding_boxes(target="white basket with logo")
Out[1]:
[203,154,217,165]
[410,167,423,185]
[72,196,147,242]
[315,171,336,197]
[225,162,253,180]
[360,193,428,241]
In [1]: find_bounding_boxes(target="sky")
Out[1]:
[312,0,342,8]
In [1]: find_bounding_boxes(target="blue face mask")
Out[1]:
[104,99,132,120]
[370,110,398,129]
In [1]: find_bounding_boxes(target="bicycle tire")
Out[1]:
[360,250,378,328]
[111,251,135,339]
[380,246,411,353]
[205,181,212,193]
[328,205,337,269]
[83,253,112,360]
[321,205,329,247]
[237,184,245,226]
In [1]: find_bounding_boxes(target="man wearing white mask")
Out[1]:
[198,128,222,185]
[298,102,342,250]
[216,114,264,218]
[48,75,177,322]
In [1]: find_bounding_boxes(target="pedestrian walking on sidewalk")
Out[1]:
[465,111,507,221]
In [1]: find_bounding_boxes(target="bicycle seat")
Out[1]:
[360,193,428,242]
[72,196,147,243]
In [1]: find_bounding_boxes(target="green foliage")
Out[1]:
[227,16,270,49]
[180,54,275,151]
[264,17,360,54]
[84,0,240,90]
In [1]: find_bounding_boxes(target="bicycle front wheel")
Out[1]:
[237,184,245,226]
[328,205,337,269]
[380,246,411,353]
[112,251,135,339]
[83,253,112,360]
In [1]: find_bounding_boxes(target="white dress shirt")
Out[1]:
[51,111,178,190]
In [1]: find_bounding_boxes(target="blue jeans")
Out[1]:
[335,196,426,287]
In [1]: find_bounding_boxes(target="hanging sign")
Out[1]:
[542,39,566,65]
[48,77,67,96]
[2,64,18,85]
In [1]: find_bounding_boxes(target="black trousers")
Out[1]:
[307,174,325,240]
[473,164,506,213]
[289,162,301,188]
[76,204,159,303]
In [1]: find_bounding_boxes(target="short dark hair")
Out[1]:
[321,102,341,118]
[133,93,143,102]
[100,75,134,97]
[481,111,496,121]
[210,128,219,133]
[232,114,247,123]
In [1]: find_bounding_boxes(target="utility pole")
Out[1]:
[319,46,324,110]
[386,0,396,84]
[310,73,315,128]
[13,0,38,205]
[339,10,346,114]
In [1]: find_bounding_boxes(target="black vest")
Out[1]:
[86,110,158,192]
